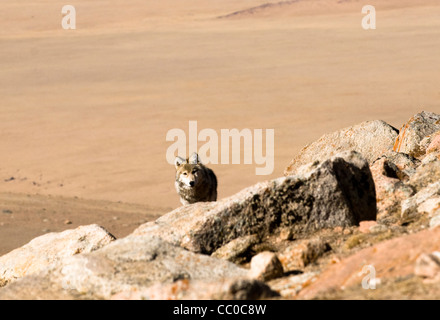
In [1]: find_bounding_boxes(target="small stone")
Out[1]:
[248,251,284,282]
[426,132,440,154]
[415,252,440,281]
[401,198,417,219]
[268,272,318,298]
[333,226,343,233]
[211,235,259,263]
[430,215,440,229]
[419,198,440,216]
[359,221,377,234]
[369,224,388,234]
[279,228,294,241]
[64,220,72,225]
[278,239,330,271]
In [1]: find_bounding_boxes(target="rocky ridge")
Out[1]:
[1,111,440,300]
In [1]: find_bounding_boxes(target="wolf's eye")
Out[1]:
[183,172,187,175]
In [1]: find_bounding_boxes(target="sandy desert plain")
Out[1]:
[0,0,439,256]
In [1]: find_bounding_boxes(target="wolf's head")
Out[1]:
[175,152,203,188]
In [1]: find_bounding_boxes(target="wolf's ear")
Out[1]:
[174,156,187,168]
[188,152,201,165]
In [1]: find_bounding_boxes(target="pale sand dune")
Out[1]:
[0,0,440,253]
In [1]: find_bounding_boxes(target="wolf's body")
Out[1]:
[174,153,217,205]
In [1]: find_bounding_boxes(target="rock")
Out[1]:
[419,130,440,156]
[369,224,389,234]
[268,272,318,298]
[248,251,284,281]
[369,157,415,219]
[419,198,440,216]
[396,158,440,220]
[374,151,421,180]
[393,111,440,158]
[278,227,295,241]
[430,215,440,229]
[401,182,440,219]
[0,224,115,287]
[111,278,279,300]
[369,152,421,219]
[359,221,378,234]
[0,273,81,300]
[57,234,250,299]
[409,159,440,192]
[421,152,440,165]
[415,252,440,282]
[278,239,330,271]
[211,234,260,263]
[426,132,440,155]
[297,227,440,299]
[0,234,253,299]
[5,232,286,301]
[284,120,398,175]
[134,151,377,254]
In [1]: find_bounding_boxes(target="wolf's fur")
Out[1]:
[174,152,217,205]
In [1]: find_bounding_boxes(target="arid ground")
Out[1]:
[1,0,439,255]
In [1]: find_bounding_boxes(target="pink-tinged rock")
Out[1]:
[393,111,440,157]
[415,252,440,282]
[369,156,415,218]
[248,251,284,281]
[427,133,440,154]
[359,221,378,234]
[297,227,440,299]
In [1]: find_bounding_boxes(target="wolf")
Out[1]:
[174,152,217,205]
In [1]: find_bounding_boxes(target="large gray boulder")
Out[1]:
[58,234,248,296]
[393,111,440,158]
[284,120,398,176]
[0,234,273,300]
[134,151,377,254]
[0,224,115,287]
